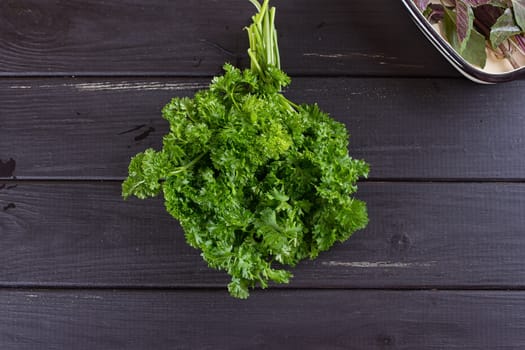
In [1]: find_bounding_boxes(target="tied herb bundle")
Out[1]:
[415,0,525,69]
[123,0,369,299]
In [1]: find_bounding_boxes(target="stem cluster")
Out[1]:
[247,0,281,81]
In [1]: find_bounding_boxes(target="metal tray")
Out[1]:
[401,0,525,84]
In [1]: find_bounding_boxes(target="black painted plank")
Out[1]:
[1,78,524,180]
[0,182,524,288]
[0,0,455,77]
[1,289,524,350]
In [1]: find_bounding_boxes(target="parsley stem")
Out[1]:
[127,180,145,194]
[247,0,283,87]
[248,0,261,11]
[279,94,300,112]
[168,151,207,176]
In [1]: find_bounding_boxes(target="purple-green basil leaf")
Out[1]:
[512,0,525,31]
[424,4,445,23]
[414,0,431,11]
[442,6,461,47]
[460,28,488,67]
[462,0,493,6]
[456,1,475,50]
[490,8,522,48]
[491,0,510,6]
[473,5,505,36]
[443,6,488,67]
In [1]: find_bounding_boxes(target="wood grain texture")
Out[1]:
[1,77,524,180]
[0,0,455,77]
[1,182,524,288]
[1,289,525,350]
[2,1,522,348]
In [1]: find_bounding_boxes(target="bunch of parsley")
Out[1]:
[123,0,369,298]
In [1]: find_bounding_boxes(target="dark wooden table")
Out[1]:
[1,1,525,349]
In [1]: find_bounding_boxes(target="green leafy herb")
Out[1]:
[512,0,525,30]
[122,0,369,299]
[442,4,488,68]
[490,8,522,48]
